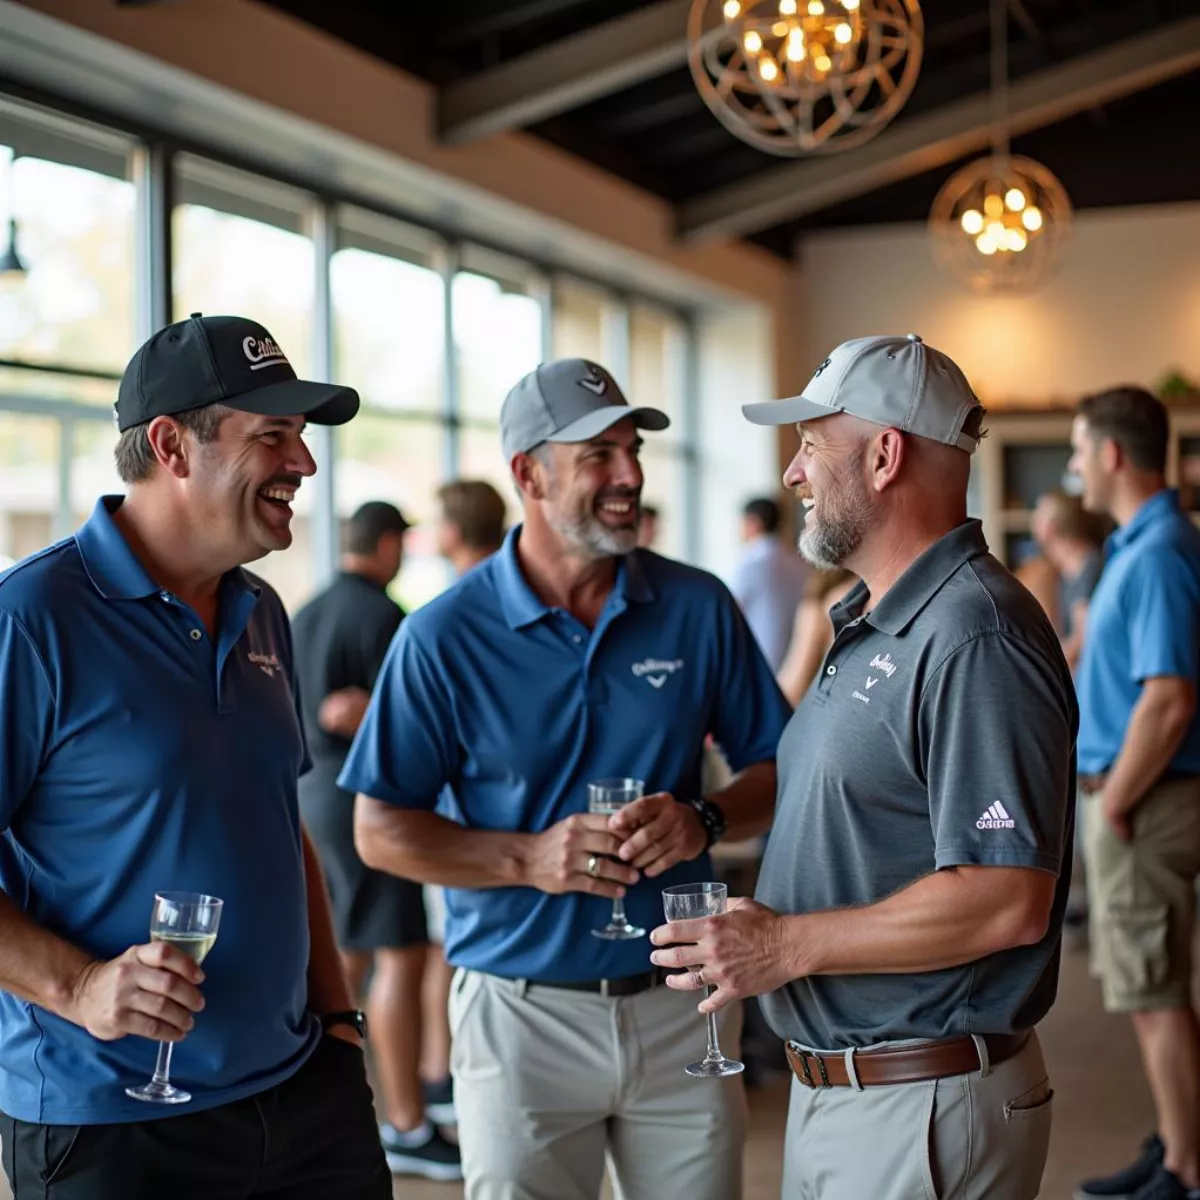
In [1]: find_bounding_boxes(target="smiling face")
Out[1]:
[185,410,317,565]
[536,417,644,560]
[783,415,874,570]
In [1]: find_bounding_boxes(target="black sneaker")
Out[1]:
[379,1123,463,1182]
[1076,1135,1164,1199]
[1130,1166,1200,1200]
[423,1075,456,1125]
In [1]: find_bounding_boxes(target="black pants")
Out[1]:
[0,1036,391,1199]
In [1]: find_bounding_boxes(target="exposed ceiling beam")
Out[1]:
[437,0,690,146]
[677,16,1200,243]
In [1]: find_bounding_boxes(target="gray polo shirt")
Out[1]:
[756,521,1077,1049]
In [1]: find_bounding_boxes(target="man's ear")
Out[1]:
[144,417,191,479]
[1099,436,1122,473]
[871,428,906,492]
[512,451,549,502]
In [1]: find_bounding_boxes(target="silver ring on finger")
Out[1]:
[692,969,704,988]
[587,854,600,877]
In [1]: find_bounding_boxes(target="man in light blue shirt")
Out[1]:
[730,496,810,671]
[343,358,790,1200]
[1070,387,1200,1200]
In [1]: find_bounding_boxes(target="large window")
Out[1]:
[0,91,701,615]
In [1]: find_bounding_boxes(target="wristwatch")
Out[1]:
[679,796,727,850]
[320,1009,368,1039]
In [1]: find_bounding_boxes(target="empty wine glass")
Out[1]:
[661,882,744,1078]
[126,891,223,1105]
[588,778,646,940]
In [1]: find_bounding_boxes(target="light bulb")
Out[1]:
[983,194,1004,219]
[976,233,997,256]
[960,209,983,235]
[986,220,1005,239]
[843,0,859,8]
[815,52,833,72]
[808,0,824,13]
[774,20,792,36]
[834,22,853,44]
[1006,228,1028,252]
[1022,206,1043,232]
[759,55,780,81]
[786,28,807,60]
[1005,188,1026,212]
[780,0,798,12]
[723,0,741,17]
[744,29,763,53]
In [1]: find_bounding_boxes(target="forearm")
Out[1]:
[355,800,530,889]
[1104,688,1195,813]
[301,830,353,1015]
[783,866,1053,977]
[708,761,777,843]
[0,890,93,1022]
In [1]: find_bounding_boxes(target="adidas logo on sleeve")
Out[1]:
[977,802,1016,830]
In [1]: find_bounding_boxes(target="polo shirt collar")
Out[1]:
[1109,489,1178,553]
[75,496,161,600]
[856,519,990,637]
[493,524,655,631]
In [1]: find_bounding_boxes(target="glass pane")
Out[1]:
[640,443,686,561]
[172,156,315,374]
[0,365,117,411]
[336,412,448,613]
[454,268,543,423]
[70,418,125,529]
[459,424,513,515]
[0,412,60,567]
[0,126,136,374]
[552,280,607,362]
[332,236,443,415]
[630,305,687,443]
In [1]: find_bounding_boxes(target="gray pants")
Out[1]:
[450,969,746,1200]
[781,1031,1052,1200]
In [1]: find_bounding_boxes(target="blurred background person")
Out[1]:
[293,501,462,1182]
[1031,488,1108,672]
[637,502,660,549]
[775,567,857,705]
[435,480,507,577]
[731,496,810,672]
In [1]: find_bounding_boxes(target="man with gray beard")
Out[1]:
[650,335,1077,1200]
[340,358,790,1200]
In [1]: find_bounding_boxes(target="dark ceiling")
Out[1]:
[257,0,1200,259]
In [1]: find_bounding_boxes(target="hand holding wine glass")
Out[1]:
[588,779,647,940]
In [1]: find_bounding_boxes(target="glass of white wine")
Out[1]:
[661,882,744,1078]
[125,891,223,1105]
[587,778,646,940]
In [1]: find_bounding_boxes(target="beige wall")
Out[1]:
[795,203,1200,409]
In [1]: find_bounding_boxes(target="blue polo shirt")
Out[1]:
[0,497,320,1125]
[1076,490,1200,774]
[340,526,791,982]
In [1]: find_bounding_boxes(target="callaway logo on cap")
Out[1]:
[115,313,360,432]
[742,334,984,454]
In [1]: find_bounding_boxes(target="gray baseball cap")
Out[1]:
[742,334,983,454]
[500,358,670,461]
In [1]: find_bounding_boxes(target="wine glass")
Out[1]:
[587,778,646,940]
[661,882,744,1078]
[125,892,223,1105]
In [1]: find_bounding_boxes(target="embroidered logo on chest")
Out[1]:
[631,657,684,689]
[248,651,282,678]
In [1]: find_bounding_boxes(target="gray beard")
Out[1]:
[798,504,867,570]
[547,509,638,559]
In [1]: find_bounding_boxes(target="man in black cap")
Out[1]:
[0,314,390,1198]
[293,501,462,1182]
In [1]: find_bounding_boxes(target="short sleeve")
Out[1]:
[920,633,1074,874]
[1126,550,1200,685]
[0,611,55,833]
[338,620,460,809]
[709,585,793,772]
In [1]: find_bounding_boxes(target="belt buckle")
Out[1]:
[792,1046,831,1088]
[599,978,612,998]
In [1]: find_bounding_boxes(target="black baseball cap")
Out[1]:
[115,313,359,432]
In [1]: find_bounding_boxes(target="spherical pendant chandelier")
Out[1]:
[687,0,924,156]
[927,0,1073,293]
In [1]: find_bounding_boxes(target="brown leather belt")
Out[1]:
[785,1031,1029,1089]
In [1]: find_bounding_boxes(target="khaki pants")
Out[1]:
[781,1032,1052,1200]
[449,969,746,1200]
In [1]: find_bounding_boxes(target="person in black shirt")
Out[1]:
[293,501,462,1183]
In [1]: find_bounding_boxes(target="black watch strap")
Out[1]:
[680,796,726,850]
[320,1009,368,1039]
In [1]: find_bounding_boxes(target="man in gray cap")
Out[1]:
[341,358,790,1200]
[651,335,1077,1200]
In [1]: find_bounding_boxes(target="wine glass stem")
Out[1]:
[611,895,628,927]
[705,989,722,1062]
[151,1039,175,1086]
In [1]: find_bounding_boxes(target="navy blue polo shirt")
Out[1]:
[340,526,790,982]
[0,497,320,1125]
[1077,490,1200,774]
